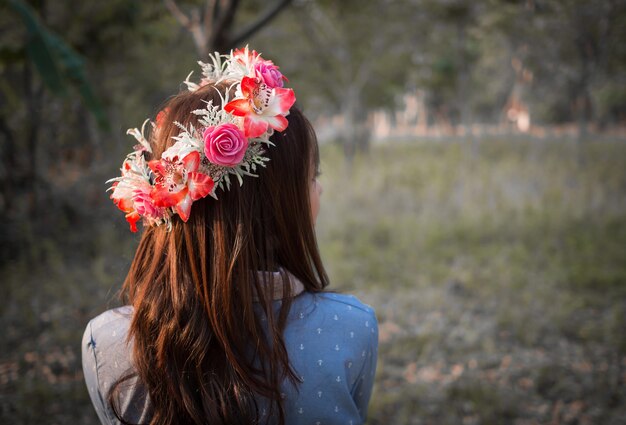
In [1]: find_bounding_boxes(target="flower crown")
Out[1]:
[107,47,296,232]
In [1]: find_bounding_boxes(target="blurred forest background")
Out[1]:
[1,0,625,424]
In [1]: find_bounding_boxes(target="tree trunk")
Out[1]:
[0,116,16,215]
[576,91,590,143]
[342,87,358,163]
[575,60,591,146]
[355,104,371,155]
[456,22,471,140]
[24,62,42,219]
[166,0,293,56]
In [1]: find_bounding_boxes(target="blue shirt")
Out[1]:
[82,290,378,425]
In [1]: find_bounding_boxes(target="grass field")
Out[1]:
[317,139,626,425]
[1,137,625,424]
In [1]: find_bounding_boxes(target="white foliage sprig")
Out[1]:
[126,119,152,153]
[191,96,234,129]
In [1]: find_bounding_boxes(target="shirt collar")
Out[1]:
[253,269,305,302]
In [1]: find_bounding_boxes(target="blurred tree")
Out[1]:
[2,0,110,230]
[288,0,415,159]
[435,0,480,136]
[7,0,108,129]
[474,0,538,132]
[0,0,190,262]
[239,0,625,154]
[405,0,626,139]
[164,0,293,56]
[0,0,623,266]
[416,0,482,136]
[527,0,625,141]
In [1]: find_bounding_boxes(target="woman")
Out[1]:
[82,48,378,425]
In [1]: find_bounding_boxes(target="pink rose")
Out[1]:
[254,60,285,88]
[203,123,248,167]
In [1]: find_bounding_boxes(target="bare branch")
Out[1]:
[163,0,191,28]
[165,0,210,57]
[166,0,289,55]
[231,0,292,47]
[208,0,239,53]
[292,6,342,108]
[203,0,217,46]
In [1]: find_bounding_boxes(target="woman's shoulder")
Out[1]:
[87,305,133,327]
[82,306,135,382]
[290,291,378,346]
[315,292,376,315]
[280,291,378,423]
[82,306,151,425]
[83,306,133,346]
[305,291,377,324]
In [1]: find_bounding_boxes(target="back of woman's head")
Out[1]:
[112,81,328,425]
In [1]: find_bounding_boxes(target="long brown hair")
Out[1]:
[109,83,329,425]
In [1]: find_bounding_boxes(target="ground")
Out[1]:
[1,137,625,424]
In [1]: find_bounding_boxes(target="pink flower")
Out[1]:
[224,76,296,138]
[202,123,248,167]
[132,187,165,220]
[254,60,285,88]
[149,151,214,222]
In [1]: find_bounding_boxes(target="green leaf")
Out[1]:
[8,0,110,130]
[8,0,66,95]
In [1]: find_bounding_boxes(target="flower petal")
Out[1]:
[244,115,270,138]
[265,115,289,133]
[182,151,200,172]
[110,185,135,212]
[224,98,251,117]
[176,195,193,222]
[240,76,258,98]
[115,197,135,213]
[264,87,295,117]
[148,159,167,175]
[187,172,214,201]
[125,211,141,232]
[152,185,188,208]
[162,141,196,161]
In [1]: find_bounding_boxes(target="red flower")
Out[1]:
[110,192,141,232]
[224,76,295,138]
[110,178,143,232]
[125,211,141,232]
[148,151,214,222]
